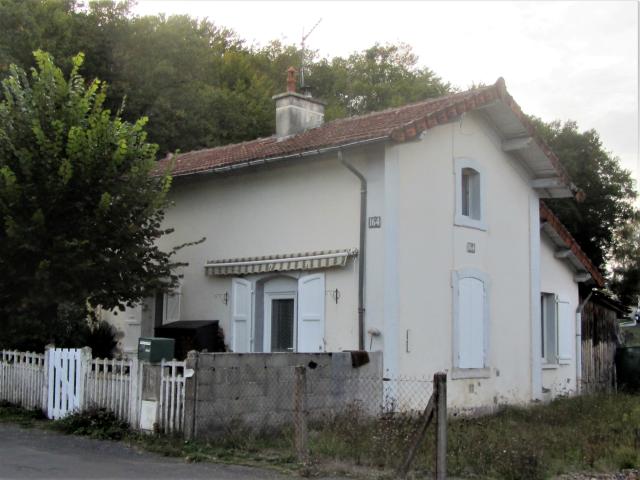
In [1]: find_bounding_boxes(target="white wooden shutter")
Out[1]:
[231,278,252,353]
[458,277,485,368]
[557,299,572,362]
[164,283,182,323]
[297,273,325,353]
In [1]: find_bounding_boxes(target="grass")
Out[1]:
[1,395,640,479]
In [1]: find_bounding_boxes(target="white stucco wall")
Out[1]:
[540,234,579,397]
[152,150,384,353]
[389,112,536,410]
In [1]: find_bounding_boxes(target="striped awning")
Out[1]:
[205,249,358,276]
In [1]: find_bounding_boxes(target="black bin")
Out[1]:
[154,320,225,360]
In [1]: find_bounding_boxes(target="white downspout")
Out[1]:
[575,290,594,395]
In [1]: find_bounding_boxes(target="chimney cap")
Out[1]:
[286,66,296,93]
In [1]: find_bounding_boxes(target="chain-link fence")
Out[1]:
[184,351,446,477]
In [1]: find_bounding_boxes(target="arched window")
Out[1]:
[455,158,487,230]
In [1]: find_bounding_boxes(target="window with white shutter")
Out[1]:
[453,269,490,370]
[541,293,572,365]
[541,293,557,364]
[557,300,572,363]
[164,283,181,323]
[454,158,487,231]
[231,278,252,353]
[154,282,181,327]
[297,273,325,353]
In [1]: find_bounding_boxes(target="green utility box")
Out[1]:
[138,337,175,363]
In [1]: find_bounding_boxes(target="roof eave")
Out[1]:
[540,202,605,288]
[157,135,390,180]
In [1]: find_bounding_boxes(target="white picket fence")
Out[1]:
[0,348,186,434]
[158,359,186,434]
[84,357,139,425]
[0,351,46,410]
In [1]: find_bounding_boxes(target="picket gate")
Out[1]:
[46,348,87,419]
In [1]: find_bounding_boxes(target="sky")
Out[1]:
[132,1,640,187]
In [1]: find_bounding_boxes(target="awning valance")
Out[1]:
[205,249,358,276]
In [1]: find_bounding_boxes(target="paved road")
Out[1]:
[0,423,291,480]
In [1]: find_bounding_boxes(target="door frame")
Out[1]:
[263,291,297,353]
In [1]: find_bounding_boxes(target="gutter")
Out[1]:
[168,136,389,179]
[338,150,367,351]
[575,289,595,395]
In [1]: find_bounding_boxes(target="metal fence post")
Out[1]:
[293,365,308,462]
[435,372,447,480]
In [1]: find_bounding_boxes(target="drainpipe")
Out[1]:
[338,150,366,351]
[576,289,595,394]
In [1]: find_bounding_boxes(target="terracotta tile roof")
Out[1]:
[540,201,605,287]
[154,78,572,188]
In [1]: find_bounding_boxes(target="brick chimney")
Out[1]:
[272,67,325,138]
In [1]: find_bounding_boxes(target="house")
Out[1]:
[105,69,606,410]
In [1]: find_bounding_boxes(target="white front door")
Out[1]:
[263,293,297,352]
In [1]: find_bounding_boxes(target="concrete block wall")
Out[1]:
[184,351,383,439]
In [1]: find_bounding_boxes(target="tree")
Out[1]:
[532,119,637,268]
[0,51,181,350]
[609,214,640,307]
[300,43,451,119]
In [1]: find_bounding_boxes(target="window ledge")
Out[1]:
[454,215,488,232]
[451,368,491,379]
[542,363,559,370]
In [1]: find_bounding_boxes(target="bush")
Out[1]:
[52,408,129,440]
[83,320,119,359]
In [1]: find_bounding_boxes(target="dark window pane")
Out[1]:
[154,292,164,327]
[271,299,294,352]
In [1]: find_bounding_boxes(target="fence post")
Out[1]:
[398,375,436,478]
[78,347,92,412]
[434,372,447,480]
[183,350,199,441]
[129,356,140,428]
[293,365,308,462]
[44,344,54,417]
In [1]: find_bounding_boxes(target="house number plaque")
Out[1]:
[368,216,382,228]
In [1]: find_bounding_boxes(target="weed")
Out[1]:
[51,408,129,440]
[0,401,45,427]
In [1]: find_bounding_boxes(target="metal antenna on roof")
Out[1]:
[300,18,322,90]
